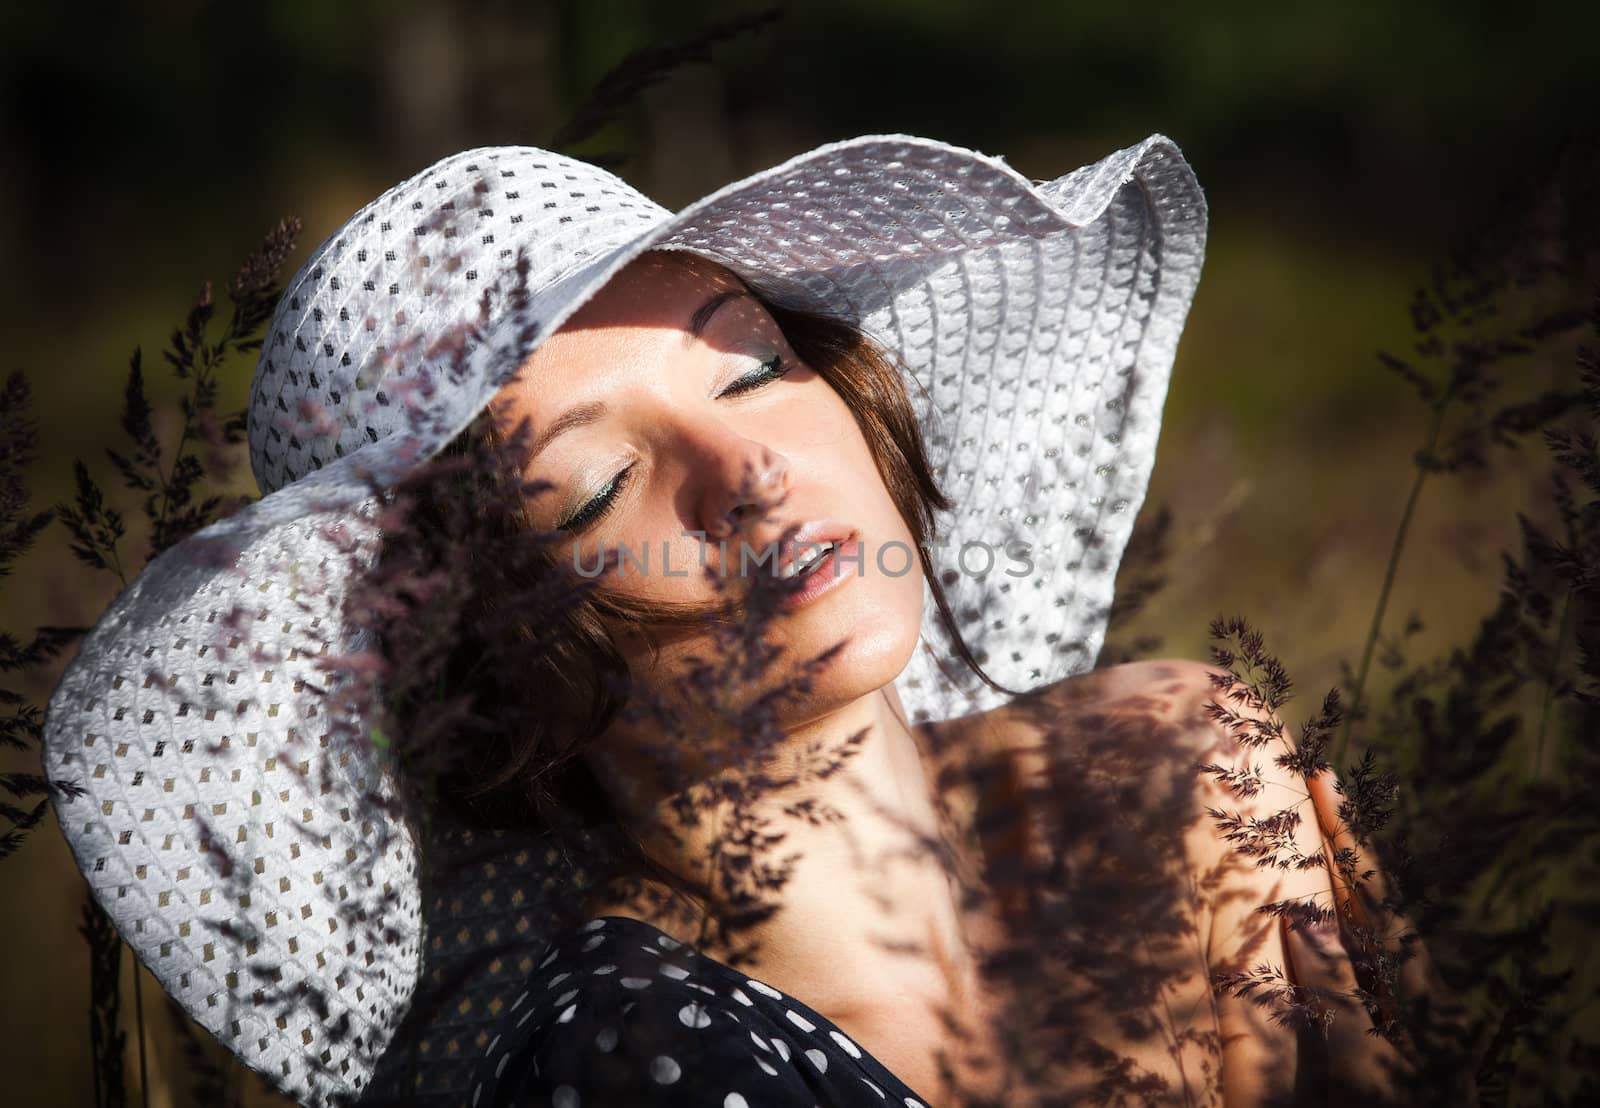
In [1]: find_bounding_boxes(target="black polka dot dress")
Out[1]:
[470,916,936,1107]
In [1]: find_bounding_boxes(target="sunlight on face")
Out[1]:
[489,250,926,729]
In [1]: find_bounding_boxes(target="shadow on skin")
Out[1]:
[905,658,1440,1107]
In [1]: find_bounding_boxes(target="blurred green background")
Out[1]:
[3,1,1597,1103]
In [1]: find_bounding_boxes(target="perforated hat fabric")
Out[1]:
[42,133,1206,1106]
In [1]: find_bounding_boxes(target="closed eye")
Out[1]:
[561,355,790,531]
[560,462,634,532]
[717,354,788,399]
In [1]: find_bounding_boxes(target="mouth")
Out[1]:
[773,523,857,582]
[777,540,838,580]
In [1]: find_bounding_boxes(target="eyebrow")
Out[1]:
[527,289,754,462]
[527,400,607,461]
[686,289,752,342]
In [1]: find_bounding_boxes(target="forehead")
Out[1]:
[555,250,749,333]
[494,250,769,431]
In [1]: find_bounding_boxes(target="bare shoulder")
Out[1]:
[941,657,1226,759]
[906,659,1244,841]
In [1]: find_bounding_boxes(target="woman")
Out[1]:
[43,135,1428,1107]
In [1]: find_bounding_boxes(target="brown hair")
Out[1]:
[378,293,1011,922]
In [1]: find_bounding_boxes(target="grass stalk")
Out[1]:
[1333,398,1449,769]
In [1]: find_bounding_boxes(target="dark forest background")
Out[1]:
[3,1,1599,1103]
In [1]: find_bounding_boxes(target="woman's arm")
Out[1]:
[1185,659,1410,1104]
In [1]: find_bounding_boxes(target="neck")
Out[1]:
[580,681,987,1023]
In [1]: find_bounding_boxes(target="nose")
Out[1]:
[699,437,792,544]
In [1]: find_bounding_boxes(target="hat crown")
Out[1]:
[247,147,672,496]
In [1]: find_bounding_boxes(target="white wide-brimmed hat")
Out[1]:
[43,132,1206,1105]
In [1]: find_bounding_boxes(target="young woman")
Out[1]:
[420,249,1416,1107]
[43,135,1435,1107]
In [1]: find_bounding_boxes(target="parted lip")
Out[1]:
[772,520,857,577]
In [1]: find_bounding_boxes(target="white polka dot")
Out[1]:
[725,1095,749,1108]
[516,1008,537,1028]
[745,978,783,999]
[553,1086,579,1108]
[659,963,690,980]
[539,946,558,968]
[472,1083,482,1107]
[495,1052,511,1078]
[755,1057,779,1077]
[620,976,652,989]
[679,1002,712,1028]
[547,972,571,989]
[650,1055,682,1084]
[595,1026,618,1052]
[731,987,753,1006]
[657,934,682,951]
[905,1099,927,1107]
[486,1033,501,1054]
[557,1003,577,1023]
[623,1001,638,1015]
[640,944,662,956]
[806,1048,828,1072]
[771,1037,791,1062]
[581,934,604,952]
[581,919,606,932]
[785,1008,815,1033]
[509,991,529,1011]
[688,982,717,995]
[830,1029,862,1058]
[861,1076,885,1099]
[591,964,617,975]
[555,988,579,1006]
[750,1030,771,1052]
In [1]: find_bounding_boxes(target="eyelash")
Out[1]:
[559,355,790,532]
[717,353,789,398]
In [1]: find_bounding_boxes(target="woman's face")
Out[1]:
[489,250,926,728]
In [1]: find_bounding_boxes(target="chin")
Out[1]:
[768,565,926,721]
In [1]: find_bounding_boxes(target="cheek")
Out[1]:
[845,436,919,547]
[802,400,902,508]
[592,518,711,601]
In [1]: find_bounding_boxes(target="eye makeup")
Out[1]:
[555,353,791,532]
[560,461,636,532]
[715,352,788,399]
